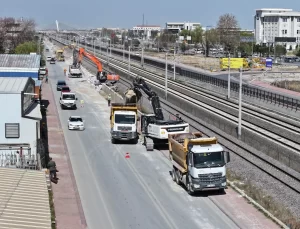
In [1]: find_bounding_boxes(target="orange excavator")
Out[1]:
[78,48,120,83]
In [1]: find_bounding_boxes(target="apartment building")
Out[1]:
[254,8,300,49]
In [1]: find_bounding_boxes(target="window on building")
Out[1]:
[5,123,20,138]
[297,30,300,34]
[297,18,300,22]
[282,18,287,22]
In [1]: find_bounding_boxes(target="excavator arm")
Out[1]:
[131,77,164,121]
[77,48,119,83]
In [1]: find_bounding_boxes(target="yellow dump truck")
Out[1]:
[110,103,139,144]
[169,132,230,195]
[55,49,65,61]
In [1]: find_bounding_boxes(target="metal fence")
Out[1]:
[0,149,37,169]
[106,45,300,111]
[57,37,300,111]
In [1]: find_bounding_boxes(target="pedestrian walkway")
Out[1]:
[42,79,87,229]
[251,79,300,97]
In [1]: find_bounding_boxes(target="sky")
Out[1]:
[1,0,299,30]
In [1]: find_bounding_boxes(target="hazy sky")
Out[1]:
[1,0,299,29]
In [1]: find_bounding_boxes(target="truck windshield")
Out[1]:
[193,152,225,168]
[63,94,75,100]
[115,114,135,124]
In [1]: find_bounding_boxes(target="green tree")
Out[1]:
[191,26,203,45]
[15,41,38,54]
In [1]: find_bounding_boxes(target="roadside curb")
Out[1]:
[227,180,289,229]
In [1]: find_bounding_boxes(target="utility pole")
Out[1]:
[141,46,144,67]
[93,38,95,55]
[110,39,112,58]
[173,47,176,80]
[238,66,243,137]
[128,46,131,72]
[165,53,168,99]
[123,44,125,61]
[227,52,231,99]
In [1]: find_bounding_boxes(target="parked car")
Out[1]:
[56,80,67,91]
[39,67,47,75]
[68,116,85,130]
[50,58,56,64]
[45,48,49,52]
[46,56,52,61]
[61,86,71,93]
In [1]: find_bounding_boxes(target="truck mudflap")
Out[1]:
[191,176,227,191]
[111,131,137,140]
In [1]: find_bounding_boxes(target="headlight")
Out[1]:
[193,184,200,188]
[222,182,226,187]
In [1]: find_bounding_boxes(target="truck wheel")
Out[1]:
[187,177,194,196]
[111,138,116,144]
[172,167,176,182]
[175,170,181,185]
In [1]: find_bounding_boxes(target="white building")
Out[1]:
[0,77,42,169]
[166,22,201,33]
[132,25,161,39]
[254,8,300,49]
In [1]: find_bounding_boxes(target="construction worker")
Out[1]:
[107,94,111,106]
[47,157,58,183]
[64,68,67,76]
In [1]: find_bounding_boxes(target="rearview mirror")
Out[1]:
[225,151,230,163]
[76,98,78,100]
[59,97,61,100]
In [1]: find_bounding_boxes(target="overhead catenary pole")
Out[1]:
[128,46,131,72]
[165,53,168,99]
[141,46,144,67]
[238,66,243,137]
[93,38,95,55]
[173,47,176,80]
[227,52,231,99]
[123,44,125,61]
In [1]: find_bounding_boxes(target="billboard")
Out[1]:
[220,58,244,69]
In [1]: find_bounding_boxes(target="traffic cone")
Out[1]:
[125,153,130,159]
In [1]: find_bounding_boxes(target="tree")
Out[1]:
[0,17,36,54]
[217,14,240,52]
[191,26,203,45]
[204,28,220,56]
[15,41,38,54]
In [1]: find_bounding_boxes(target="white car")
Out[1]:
[39,67,47,75]
[68,116,85,130]
[46,56,52,61]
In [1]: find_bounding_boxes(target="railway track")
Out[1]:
[81,55,300,195]
[55,39,300,195]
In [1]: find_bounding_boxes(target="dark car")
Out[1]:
[61,86,71,93]
[56,80,67,91]
[46,48,49,52]
[50,58,56,64]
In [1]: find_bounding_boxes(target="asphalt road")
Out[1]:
[46,46,240,229]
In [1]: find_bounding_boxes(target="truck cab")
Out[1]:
[59,92,77,109]
[110,103,138,144]
[186,143,229,192]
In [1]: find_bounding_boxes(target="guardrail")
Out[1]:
[52,37,300,111]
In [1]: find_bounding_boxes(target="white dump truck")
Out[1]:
[169,132,230,195]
